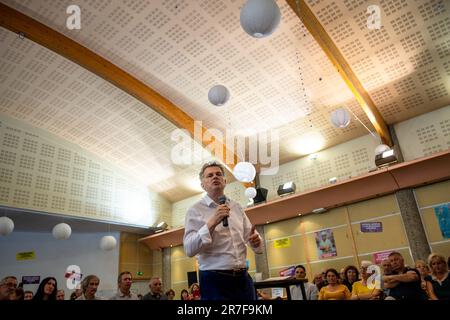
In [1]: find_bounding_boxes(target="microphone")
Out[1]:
[218,195,228,227]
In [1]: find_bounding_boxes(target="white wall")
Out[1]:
[0,230,120,299]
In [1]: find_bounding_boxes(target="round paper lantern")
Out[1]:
[208,85,230,106]
[240,0,281,38]
[233,162,256,183]
[375,144,391,155]
[100,235,117,251]
[0,216,14,236]
[52,223,72,240]
[330,108,351,128]
[245,187,257,199]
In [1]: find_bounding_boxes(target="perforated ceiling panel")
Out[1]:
[1,0,449,202]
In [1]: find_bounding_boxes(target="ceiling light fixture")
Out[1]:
[208,85,230,106]
[240,0,281,38]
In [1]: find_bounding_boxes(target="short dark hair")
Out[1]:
[295,265,306,272]
[388,251,402,258]
[199,161,225,180]
[117,271,132,284]
[343,265,359,280]
[324,268,340,279]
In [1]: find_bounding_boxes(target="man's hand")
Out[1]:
[248,225,261,247]
[206,204,230,232]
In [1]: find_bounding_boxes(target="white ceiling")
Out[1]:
[0,0,449,202]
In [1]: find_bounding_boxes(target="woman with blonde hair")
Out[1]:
[415,259,430,291]
[425,253,449,300]
[351,261,382,300]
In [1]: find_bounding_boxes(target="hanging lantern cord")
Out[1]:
[345,107,378,139]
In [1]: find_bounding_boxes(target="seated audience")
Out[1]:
[0,276,17,300]
[23,290,34,300]
[181,289,191,300]
[383,252,427,300]
[189,283,201,300]
[415,259,430,291]
[313,273,326,291]
[165,289,175,300]
[10,287,24,300]
[342,265,359,292]
[142,276,167,300]
[425,253,450,300]
[290,265,318,300]
[351,260,382,300]
[318,268,351,300]
[56,289,65,300]
[77,275,103,300]
[33,277,57,300]
[110,271,139,300]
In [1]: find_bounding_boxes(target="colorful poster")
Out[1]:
[360,222,383,232]
[315,229,337,259]
[278,265,296,277]
[274,238,291,248]
[373,250,392,264]
[434,204,450,239]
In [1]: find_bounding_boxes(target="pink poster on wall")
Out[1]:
[373,250,392,264]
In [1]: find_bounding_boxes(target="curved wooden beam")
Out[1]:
[286,0,392,146]
[0,2,241,171]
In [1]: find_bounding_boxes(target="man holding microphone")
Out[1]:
[183,161,263,300]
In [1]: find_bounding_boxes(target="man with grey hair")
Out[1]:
[0,276,17,300]
[142,276,167,300]
[184,161,263,300]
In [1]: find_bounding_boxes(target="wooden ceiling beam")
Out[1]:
[286,0,392,146]
[0,3,243,175]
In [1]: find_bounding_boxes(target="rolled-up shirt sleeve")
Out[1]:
[183,207,212,257]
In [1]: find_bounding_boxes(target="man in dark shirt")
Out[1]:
[142,276,168,300]
[383,252,426,300]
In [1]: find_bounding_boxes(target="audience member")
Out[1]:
[425,253,449,300]
[342,265,359,292]
[77,275,103,300]
[165,289,175,300]
[142,276,167,300]
[0,276,17,300]
[70,288,82,300]
[181,289,191,300]
[189,283,201,300]
[313,273,326,291]
[339,268,345,284]
[110,271,139,300]
[56,289,65,300]
[318,269,351,300]
[10,287,24,300]
[383,252,426,300]
[415,259,430,291]
[23,290,33,300]
[351,261,382,300]
[33,277,57,300]
[290,265,318,300]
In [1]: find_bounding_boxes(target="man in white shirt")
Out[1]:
[110,271,139,300]
[290,265,318,300]
[184,161,263,300]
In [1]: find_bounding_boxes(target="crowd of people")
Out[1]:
[285,251,449,300]
[1,251,448,301]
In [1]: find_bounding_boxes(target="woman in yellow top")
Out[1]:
[351,261,383,300]
[318,268,351,300]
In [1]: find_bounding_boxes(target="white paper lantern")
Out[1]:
[375,144,391,155]
[208,85,230,106]
[233,162,256,183]
[52,223,72,240]
[245,187,257,199]
[330,108,351,128]
[0,216,14,236]
[240,0,281,38]
[100,235,117,251]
